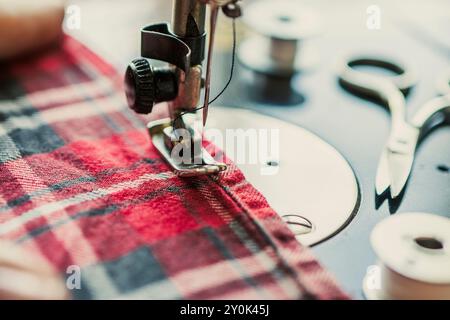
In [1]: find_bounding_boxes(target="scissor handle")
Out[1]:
[436,69,450,96]
[411,94,450,134]
[337,57,417,125]
[411,69,450,134]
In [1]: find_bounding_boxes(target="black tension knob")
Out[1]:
[124,58,178,114]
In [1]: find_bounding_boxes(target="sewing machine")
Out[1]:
[124,0,238,176]
[114,0,450,298]
[0,0,447,301]
[123,0,360,248]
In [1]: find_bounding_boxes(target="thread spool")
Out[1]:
[0,241,68,299]
[238,0,320,77]
[363,212,450,300]
[0,0,64,60]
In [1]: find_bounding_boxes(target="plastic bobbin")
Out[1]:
[238,0,321,77]
[363,213,450,300]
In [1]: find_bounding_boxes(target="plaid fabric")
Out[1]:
[0,36,348,300]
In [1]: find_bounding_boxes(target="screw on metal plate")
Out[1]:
[266,159,279,167]
[282,214,314,235]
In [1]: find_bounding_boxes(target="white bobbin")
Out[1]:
[363,212,450,300]
[238,0,321,77]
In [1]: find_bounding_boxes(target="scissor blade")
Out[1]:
[387,150,415,198]
[375,149,391,196]
[386,124,420,198]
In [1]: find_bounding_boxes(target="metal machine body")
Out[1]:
[124,0,241,176]
[124,0,361,245]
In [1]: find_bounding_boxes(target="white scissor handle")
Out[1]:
[411,94,450,135]
[436,69,450,97]
[336,57,416,128]
[411,68,450,134]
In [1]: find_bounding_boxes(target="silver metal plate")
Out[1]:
[206,107,360,246]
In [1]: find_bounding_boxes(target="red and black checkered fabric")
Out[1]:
[0,36,348,299]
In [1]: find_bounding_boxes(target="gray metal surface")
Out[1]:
[207,107,360,246]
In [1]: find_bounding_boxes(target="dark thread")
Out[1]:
[172,18,237,128]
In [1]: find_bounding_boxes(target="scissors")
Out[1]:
[337,57,450,199]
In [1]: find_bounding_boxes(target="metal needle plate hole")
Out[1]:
[414,237,444,250]
[282,214,314,235]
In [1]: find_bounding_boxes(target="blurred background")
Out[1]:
[66,0,450,70]
[67,0,450,65]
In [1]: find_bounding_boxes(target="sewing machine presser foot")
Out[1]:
[148,118,227,177]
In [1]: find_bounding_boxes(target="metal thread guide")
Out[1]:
[124,0,242,177]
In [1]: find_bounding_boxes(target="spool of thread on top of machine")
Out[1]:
[237,0,321,77]
[363,212,450,300]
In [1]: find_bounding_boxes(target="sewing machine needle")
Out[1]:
[202,5,219,127]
